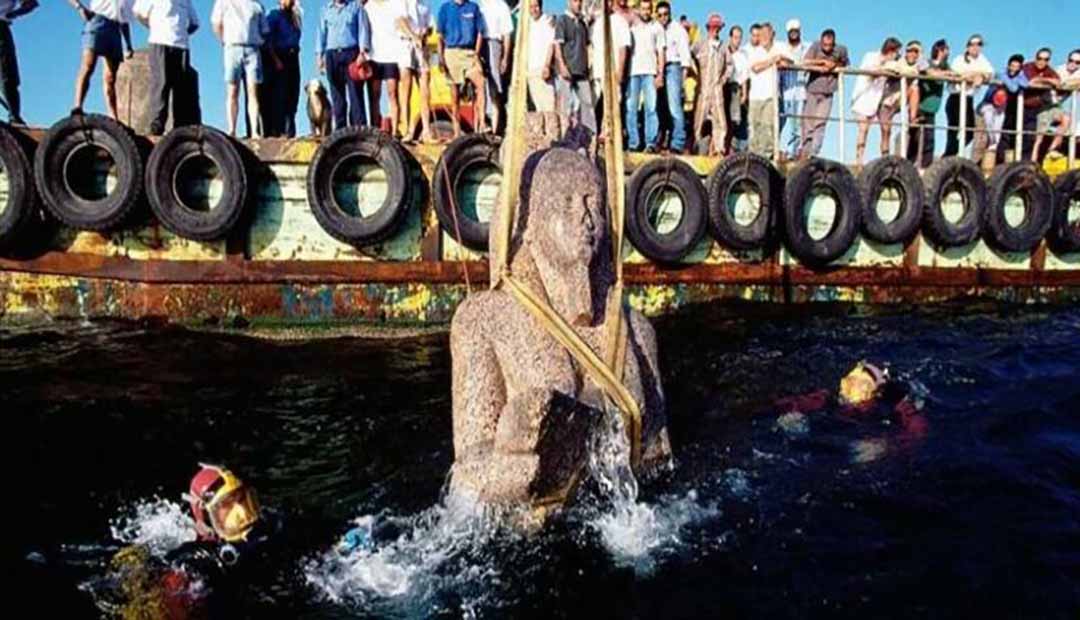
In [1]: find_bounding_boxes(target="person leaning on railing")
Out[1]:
[943,33,992,157]
[0,0,37,126]
[778,17,808,162]
[1025,48,1071,162]
[798,28,849,161]
[972,54,1026,165]
[746,22,789,158]
[908,39,955,168]
[1058,50,1080,141]
[851,37,901,166]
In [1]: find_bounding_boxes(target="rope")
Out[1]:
[489,10,643,472]
[442,161,472,292]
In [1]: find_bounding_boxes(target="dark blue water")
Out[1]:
[7,304,1080,618]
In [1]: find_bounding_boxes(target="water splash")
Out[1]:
[584,404,719,573]
[109,498,196,556]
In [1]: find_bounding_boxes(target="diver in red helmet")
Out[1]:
[90,464,285,619]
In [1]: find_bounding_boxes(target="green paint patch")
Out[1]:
[65,143,117,201]
[458,163,500,224]
[331,155,390,218]
[647,187,685,235]
[727,181,761,227]
[174,153,225,212]
[803,189,838,241]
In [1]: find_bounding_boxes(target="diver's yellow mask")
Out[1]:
[839,362,887,406]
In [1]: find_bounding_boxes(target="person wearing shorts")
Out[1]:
[437,0,487,138]
[365,0,409,136]
[212,0,268,137]
[398,0,434,142]
[1025,48,1070,162]
[69,0,134,121]
[850,37,901,166]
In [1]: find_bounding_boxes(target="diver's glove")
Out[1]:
[337,517,375,554]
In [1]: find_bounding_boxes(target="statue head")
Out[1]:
[518,148,612,326]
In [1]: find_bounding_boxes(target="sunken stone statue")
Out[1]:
[448,146,671,517]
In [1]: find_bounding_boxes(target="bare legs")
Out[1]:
[73,51,121,119]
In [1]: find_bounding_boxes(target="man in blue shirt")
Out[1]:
[0,0,39,125]
[316,0,372,129]
[264,0,302,136]
[437,0,487,138]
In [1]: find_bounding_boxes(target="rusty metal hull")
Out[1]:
[1,132,1077,326]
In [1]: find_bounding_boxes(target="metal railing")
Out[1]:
[770,64,1079,169]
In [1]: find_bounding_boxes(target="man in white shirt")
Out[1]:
[212,0,268,137]
[726,25,748,150]
[133,0,200,135]
[0,0,38,125]
[477,0,511,133]
[625,0,664,152]
[525,0,555,112]
[366,0,410,136]
[778,18,808,161]
[399,0,434,142]
[588,0,629,130]
[68,0,135,121]
[1058,49,1080,139]
[656,1,689,152]
[943,33,993,156]
[746,22,788,158]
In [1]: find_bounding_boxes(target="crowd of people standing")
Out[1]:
[0,0,1076,164]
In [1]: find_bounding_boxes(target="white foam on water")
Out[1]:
[109,497,197,556]
[775,411,810,437]
[585,404,720,573]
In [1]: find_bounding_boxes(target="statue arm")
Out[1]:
[450,300,506,461]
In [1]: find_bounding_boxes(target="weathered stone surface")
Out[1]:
[449,125,671,514]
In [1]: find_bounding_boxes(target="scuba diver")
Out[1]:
[774,361,928,460]
[90,464,284,619]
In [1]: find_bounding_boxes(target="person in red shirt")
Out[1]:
[1023,48,1070,161]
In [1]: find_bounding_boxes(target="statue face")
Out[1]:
[526,149,608,326]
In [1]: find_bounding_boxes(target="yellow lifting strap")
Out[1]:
[492,7,643,468]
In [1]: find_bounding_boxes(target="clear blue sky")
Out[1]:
[8,0,1078,159]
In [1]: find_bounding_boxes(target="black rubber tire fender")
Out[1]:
[706,152,781,251]
[625,158,708,264]
[432,133,501,252]
[0,122,37,252]
[921,156,986,247]
[306,126,412,247]
[145,126,248,241]
[857,155,924,244]
[33,113,143,231]
[983,161,1054,253]
[1048,169,1079,254]
[782,158,862,267]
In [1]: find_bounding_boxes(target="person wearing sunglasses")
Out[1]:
[1058,50,1080,143]
[1023,47,1070,161]
[943,34,993,157]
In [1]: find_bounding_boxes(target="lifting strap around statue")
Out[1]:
[492,6,643,470]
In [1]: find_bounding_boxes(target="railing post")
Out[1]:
[1070,93,1077,169]
[1016,91,1024,162]
[959,80,968,158]
[838,72,846,164]
[900,76,909,158]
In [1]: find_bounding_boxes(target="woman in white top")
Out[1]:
[851,37,901,165]
[398,0,434,142]
[366,0,410,136]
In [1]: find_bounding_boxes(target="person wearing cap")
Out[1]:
[316,0,372,130]
[554,0,595,135]
[777,18,808,161]
[625,0,665,152]
[882,40,926,155]
[746,22,790,158]
[0,0,37,126]
[212,0,270,138]
[437,0,488,138]
[1024,48,1070,162]
[971,54,1027,164]
[799,28,849,159]
[850,37,902,166]
[689,12,729,155]
[943,34,993,157]
[908,39,956,167]
[656,1,690,153]
[68,0,135,121]
[477,0,512,134]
